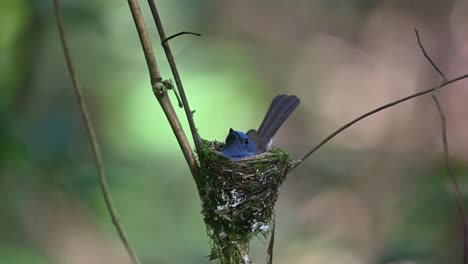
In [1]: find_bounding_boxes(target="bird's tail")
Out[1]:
[257,94,300,141]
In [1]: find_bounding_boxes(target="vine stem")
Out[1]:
[53,1,141,264]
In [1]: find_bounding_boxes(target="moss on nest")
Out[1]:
[197,139,296,263]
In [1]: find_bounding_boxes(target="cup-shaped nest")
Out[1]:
[198,139,296,262]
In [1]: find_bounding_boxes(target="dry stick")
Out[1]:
[432,96,468,264]
[293,73,468,170]
[126,0,200,185]
[53,1,141,264]
[146,0,202,153]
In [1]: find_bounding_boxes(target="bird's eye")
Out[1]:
[243,138,249,145]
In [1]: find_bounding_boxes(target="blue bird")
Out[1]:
[221,95,300,160]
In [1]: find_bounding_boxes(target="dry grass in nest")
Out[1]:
[197,139,296,263]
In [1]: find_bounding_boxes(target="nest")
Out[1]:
[198,139,296,263]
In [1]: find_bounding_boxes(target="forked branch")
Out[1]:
[146,0,202,154]
[126,0,200,185]
[294,70,468,169]
[415,27,467,264]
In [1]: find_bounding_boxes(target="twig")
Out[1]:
[295,29,466,169]
[432,95,468,264]
[236,243,251,264]
[267,214,276,264]
[293,73,468,169]
[126,0,200,185]
[146,0,202,153]
[416,29,467,263]
[414,28,447,81]
[416,27,468,263]
[53,1,141,264]
[161,31,201,45]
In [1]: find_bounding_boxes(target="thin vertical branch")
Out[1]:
[127,0,160,83]
[53,1,141,264]
[415,29,467,263]
[267,214,276,264]
[146,0,202,153]
[126,0,200,185]
[432,96,468,264]
[236,244,251,264]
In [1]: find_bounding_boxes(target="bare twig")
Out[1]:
[236,244,251,264]
[293,73,468,169]
[126,0,200,185]
[414,28,447,81]
[295,29,468,169]
[53,1,141,264]
[162,31,202,45]
[416,28,468,263]
[432,95,468,264]
[267,214,276,264]
[146,0,202,153]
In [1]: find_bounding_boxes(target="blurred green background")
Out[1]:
[2,0,468,263]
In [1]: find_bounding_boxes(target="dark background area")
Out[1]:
[1,0,468,263]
